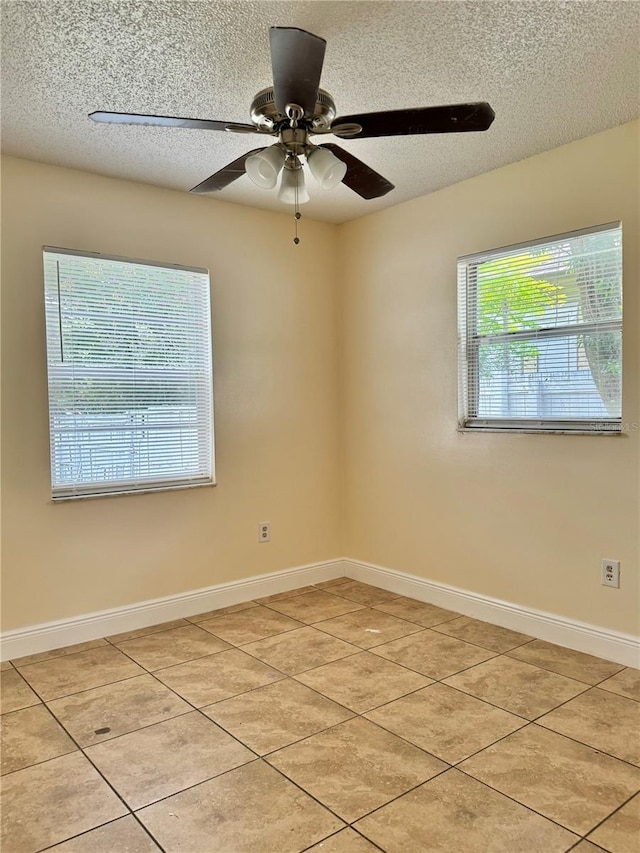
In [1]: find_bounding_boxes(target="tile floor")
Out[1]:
[1,578,639,853]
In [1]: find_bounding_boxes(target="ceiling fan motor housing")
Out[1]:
[250,87,337,130]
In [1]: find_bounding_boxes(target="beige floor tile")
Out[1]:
[571,843,608,852]
[0,669,41,714]
[47,673,191,746]
[86,711,254,809]
[257,585,318,603]
[373,596,459,627]
[155,648,284,706]
[507,639,625,685]
[329,580,400,607]
[354,768,578,853]
[242,626,357,675]
[365,683,524,763]
[47,816,161,852]
[314,578,351,590]
[1,661,13,671]
[198,605,302,645]
[305,829,380,851]
[538,687,640,765]
[588,793,640,853]
[295,651,430,713]
[113,623,230,670]
[0,751,127,853]
[432,616,532,652]
[599,667,640,702]
[186,600,259,622]
[16,646,144,701]
[372,630,496,679]
[459,724,640,834]
[203,678,353,754]
[264,590,364,624]
[1,705,76,774]
[444,655,588,719]
[11,639,108,667]
[137,760,343,853]
[315,608,422,649]
[268,716,445,822]
[106,618,189,643]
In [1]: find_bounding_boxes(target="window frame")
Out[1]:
[457,222,623,435]
[43,246,216,500]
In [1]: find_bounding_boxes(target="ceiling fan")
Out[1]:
[90,26,495,208]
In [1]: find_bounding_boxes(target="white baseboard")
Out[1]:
[343,559,640,668]
[0,559,349,662]
[3,556,638,668]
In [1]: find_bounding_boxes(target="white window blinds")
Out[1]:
[43,248,214,499]
[457,223,623,433]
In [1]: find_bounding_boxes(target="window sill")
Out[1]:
[457,427,623,436]
[52,480,216,502]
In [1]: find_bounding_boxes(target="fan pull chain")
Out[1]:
[293,166,301,245]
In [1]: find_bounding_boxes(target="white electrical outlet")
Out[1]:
[258,522,270,543]
[601,559,620,588]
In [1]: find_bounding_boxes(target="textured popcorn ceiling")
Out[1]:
[1,1,638,224]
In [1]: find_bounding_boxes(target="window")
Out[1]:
[44,248,214,499]
[457,223,622,433]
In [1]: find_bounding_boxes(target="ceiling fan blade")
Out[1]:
[331,102,495,139]
[269,27,326,118]
[189,148,267,193]
[319,144,394,199]
[89,111,257,133]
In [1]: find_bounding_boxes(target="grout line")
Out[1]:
[577,787,640,844]
[595,682,640,703]
[126,756,263,809]
[10,641,112,670]
[439,678,568,723]
[252,757,354,831]
[53,705,197,750]
[351,666,530,722]
[347,825,388,852]
[344,765,452,826]
[35,814,167,853]
[310,620,426,649]
[370,601,462,627]
[529,719,640,773]
[0,704,79,776]
[451,766,586,839]
[448,720,532,768]
[235,633,362,674]
[299,825,388,853]
[235,621,362,649]
[17,671,149,704]
[428,624,535,655]
[503,647,626,686]
[197,619,310,648]
[206,696,357,759]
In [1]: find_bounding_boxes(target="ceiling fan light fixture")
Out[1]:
[307,147,347,190]
[245,145,286,189]
[278,164,310,204]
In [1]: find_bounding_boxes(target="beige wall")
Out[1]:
[1,156,341,629]
[2,121,639,637]
[340,121,639,636]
